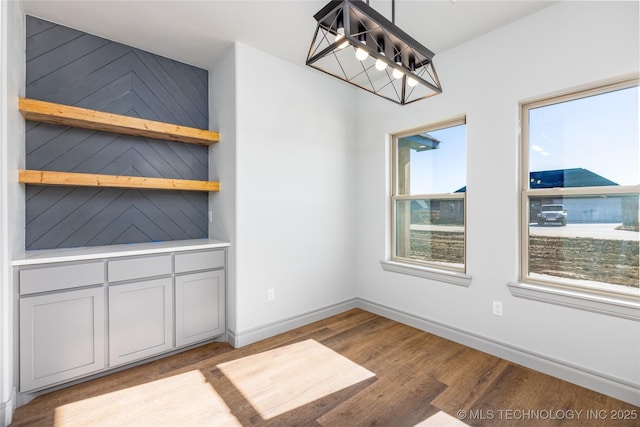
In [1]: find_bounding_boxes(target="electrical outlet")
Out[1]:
[492,300,503,316]
[267,288,275,301]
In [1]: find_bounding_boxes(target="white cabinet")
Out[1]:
[175,270,225,347]
[15,241,227,392]
[19,287,105,392]
[108,277,173,367]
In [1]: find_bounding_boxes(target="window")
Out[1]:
[521,79,639,295]
[391,117,467,272]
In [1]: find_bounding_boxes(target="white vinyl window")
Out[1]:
[520,79,639,296]
[391,117,467,273]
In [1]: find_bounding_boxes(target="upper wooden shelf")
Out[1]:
[19,170,220,192]
[19,98,219,146]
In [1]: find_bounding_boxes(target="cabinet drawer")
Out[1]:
[108,255,171,282]
[175,250,225,274]
[20,262,104,295]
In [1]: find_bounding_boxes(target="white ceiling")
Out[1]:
[22,0,558,70]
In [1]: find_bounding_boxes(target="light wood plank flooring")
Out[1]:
[10,309,639,426]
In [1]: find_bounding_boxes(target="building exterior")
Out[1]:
[529,168,633,224]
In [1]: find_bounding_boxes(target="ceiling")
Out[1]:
[22,0,558,71]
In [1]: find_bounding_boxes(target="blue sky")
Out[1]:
[528,86,638,186]
[406,85,638,195]
[408,124,466,194]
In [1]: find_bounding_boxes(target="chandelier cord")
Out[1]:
[363,0,395,24]
[392,0,395,24]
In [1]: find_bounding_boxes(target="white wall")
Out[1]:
[210,45,238,334]
[0,0,25,425]
[354,1,639,403]
[230,43,358,344]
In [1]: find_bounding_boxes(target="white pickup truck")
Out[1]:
[536,204,568,226]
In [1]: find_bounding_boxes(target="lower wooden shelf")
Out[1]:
[19,170,220,192]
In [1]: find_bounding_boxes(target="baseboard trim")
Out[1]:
[0,387,16,427]
[229,298,359,348]
[228,297,639,405]
[356,298,640,406]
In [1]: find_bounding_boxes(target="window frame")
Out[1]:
[519,77,640,298]
[389,116,468,275]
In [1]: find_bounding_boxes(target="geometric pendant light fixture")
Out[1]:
[307,0,442,105]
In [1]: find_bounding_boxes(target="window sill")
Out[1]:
[380,260,472,287]
[507,282,640,321]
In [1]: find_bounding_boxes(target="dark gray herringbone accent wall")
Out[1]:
[25,16,210,250]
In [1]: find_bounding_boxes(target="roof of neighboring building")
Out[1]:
[453,168,618,193]
[529,168,618,188]
[398,133,441,152]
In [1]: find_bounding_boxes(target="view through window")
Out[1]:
[392,118,467,271]
[522,80,639,292]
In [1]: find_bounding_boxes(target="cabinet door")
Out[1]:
[20,287,105,392]
[108,277,172,367]
[175,270,225,347]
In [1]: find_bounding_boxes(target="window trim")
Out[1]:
[519,77,640,303]
[390,116,468,274]
[507,281,640,322]
[381,259,472,287]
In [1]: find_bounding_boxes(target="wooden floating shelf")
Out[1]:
[19,98,219,146]
[19,170,220,192]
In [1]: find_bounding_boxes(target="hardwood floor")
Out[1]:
[10,309,639,426]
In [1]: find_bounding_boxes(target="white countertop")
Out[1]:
[12,238,230,266]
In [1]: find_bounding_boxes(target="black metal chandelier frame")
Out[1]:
[306,0,442,105]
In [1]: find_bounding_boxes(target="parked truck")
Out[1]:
[536,204,568,226]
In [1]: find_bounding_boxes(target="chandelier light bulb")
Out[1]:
[335,29,349,49]
[392,49,404,79]
[406,55,418,86]
[356,47,369,61]
[375,36,387,71]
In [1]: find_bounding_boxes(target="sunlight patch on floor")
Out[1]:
[54,370,241,427]
[414,411,471,427]
[216,339,376,420]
